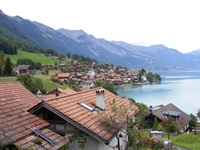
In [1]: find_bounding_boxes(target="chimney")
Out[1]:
[96,89,105,111]
[36,90,42,98]
[149,105,153,113]
[55,88,59,97]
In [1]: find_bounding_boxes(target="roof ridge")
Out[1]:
[44,87,106,102]
[45,87,101,102]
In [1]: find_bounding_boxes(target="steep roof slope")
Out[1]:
[0,82,41,109]
[0,96,49,145]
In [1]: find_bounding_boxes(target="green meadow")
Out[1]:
[170,132,200,150]
[4,50,60,65]
[33,76,69,92]
[0,76,69,92]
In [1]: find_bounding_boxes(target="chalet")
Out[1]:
[0,82,68,149]
[15,65,31,75]
[145,103,192,133]
[29,88,138,150]
[54,72,70,83]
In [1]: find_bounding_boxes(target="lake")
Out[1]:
[114,70,200,116]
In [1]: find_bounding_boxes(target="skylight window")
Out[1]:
[31,127,55,144]
[162,110,181,117]
[78,102,94,112]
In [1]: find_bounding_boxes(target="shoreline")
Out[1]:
[114,81,161,88]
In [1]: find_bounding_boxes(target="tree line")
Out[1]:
[0,38,17,54]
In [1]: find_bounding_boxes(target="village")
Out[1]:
[16,59,161,92]
[0,58,194,150]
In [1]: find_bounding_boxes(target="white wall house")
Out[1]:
[29,88,138,150]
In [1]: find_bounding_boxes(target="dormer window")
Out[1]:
[162,109,181,121]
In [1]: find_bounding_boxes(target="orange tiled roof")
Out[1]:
[0,82,68,149]
[57,73,70,78]
[30,88,138,143]
[0,82,41,109]
[0,96,49,145]
[15,128,68,150]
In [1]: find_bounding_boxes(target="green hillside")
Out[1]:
[4,50,60,65]
[32,76,69,92]
[0,76,69,92]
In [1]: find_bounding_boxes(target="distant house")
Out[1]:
[54,72,70,83]
[145,103,192,133]
[29,88,138,150]
[141,75,147,82]
[15,65,31,75]
[0,82,68,149]
[79,80,94,88]
[87,70,96,77]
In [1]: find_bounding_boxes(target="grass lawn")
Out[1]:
[48,70,60,75]
[4,50,60,65]
[33,76,70,92]
[0,75,70,93]
[170,132,200,150]
[0,77,17,82]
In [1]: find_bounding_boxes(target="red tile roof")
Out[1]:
[30,88,138,143]
[0,82,68,149]
[0,82,41,109]
[57,73,70,78]
[0,96,49,145]
[15,128,68,150]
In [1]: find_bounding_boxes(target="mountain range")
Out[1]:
[1,9,200,70]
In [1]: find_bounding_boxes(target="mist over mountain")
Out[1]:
[1,9,200,70]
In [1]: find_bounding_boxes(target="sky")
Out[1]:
[1,0,200,53]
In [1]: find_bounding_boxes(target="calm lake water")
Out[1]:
[114,70,200,116]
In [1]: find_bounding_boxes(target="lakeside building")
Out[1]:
[145,103,192,133]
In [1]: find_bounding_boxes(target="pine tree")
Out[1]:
[0,51,5,76]
[4,57,13,76]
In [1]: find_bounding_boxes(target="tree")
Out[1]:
[189,113,197,132]
[4,57,13,76]
[17,75,45,94]
[197,108,200,120]
[161,116,178,140]
[34,78,44,91]
[0,51,5,76]
[17,58,41,70]
[146,72,154,83]
[94,79,104,87]
[134,103,149,129]
[153,74,162,82]
[66,52,71,59]
[35,62,42,70]
[152,117,158,131]
[102,83,118,95]
[140,68,146,75]
[58,54,65,61]
[100,99,137,150]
